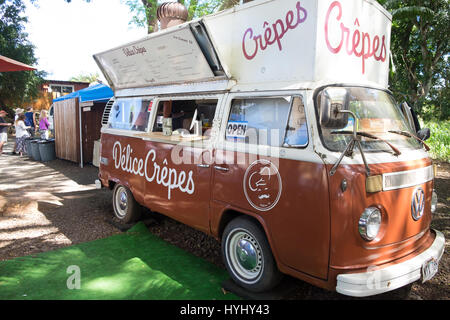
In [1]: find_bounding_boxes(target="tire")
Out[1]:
[112,184,141,224]
[222,216,283,292]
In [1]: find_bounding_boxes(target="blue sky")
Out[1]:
[25,0,148,81]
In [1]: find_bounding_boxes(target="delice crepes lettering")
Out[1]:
[112,141,195,200]
[324,0,387,74]
[122,45,148,57]
[242,1,308,60]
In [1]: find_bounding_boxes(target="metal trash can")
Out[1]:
[30,140,41,161]
[38,139,56,162]
[24,138,35,157]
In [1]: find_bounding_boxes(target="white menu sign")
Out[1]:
[94,27,215,90]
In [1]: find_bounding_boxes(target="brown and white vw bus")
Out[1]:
[93,0,445,297]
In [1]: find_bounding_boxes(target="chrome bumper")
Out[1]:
[336,229,445,297]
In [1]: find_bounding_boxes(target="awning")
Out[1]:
[53,83,114,103]
[0,55,36,72]
[52,83,114,169]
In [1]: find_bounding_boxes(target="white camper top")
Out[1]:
[94,0,392,97]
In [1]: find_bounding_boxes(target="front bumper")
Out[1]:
[336,229,445,297]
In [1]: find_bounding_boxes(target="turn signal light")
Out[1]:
[366,175,382,193]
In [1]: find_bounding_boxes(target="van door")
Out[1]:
[212,93,330,279]
[143,96,221,233]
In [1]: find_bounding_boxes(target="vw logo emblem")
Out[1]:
[411,187,425,221]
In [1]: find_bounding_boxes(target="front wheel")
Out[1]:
[112,184,141,224]
[222,216,282,292]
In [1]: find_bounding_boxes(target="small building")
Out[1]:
[52,83,113,167]
[33,80,91,111]
[43,80,90,99]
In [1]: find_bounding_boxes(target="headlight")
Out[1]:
[431,191,438,213]
[359,207,382,241]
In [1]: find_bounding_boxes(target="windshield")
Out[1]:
[317,87,420,153]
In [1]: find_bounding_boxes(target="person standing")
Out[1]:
[14,114,31,156]
[0,110,12,155]
[39,110,50,140]
[12,108,24,155]
[24,106,36,137]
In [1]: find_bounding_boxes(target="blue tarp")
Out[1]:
[53,83,113,103]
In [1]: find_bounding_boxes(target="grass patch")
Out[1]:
[421,118,450,162]
[0,223,239,300]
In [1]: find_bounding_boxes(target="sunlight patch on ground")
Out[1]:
[0,226,60,241]
[83,257,188,298]
[0,240,12,249]
[0,145,97,251]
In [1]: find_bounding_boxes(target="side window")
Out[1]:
[284,96,308,147]
[152,99,217,140]
[226,97,291,147]
[109,98,152,132]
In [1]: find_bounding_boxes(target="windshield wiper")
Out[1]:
[329,130,401,177]
[388,130,430,151]
[327,109,401,177]
[332,131,402,156]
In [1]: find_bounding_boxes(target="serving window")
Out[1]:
[226,96,308,148]
[152,99,218,140]
[108,98,153,132]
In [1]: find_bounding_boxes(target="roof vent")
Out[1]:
[157,2,188,30]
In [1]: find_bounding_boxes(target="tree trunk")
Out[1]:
[141,0,158,33]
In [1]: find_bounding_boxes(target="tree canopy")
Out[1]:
[122,0,254,33]
[379,0,449,119]
[123,0,224,33]
[70,72,100,84]
[0,0,45,114]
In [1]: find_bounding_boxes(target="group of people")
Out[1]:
[0,106,51,156]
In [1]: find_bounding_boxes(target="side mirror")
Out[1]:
[417,128,431,141]
[320,88,349,129]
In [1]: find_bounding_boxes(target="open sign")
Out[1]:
[226,121,248,139]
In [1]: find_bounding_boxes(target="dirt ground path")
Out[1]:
[0,138,448,300]
[0,139,120,260]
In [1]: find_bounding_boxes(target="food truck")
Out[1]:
[93,0,444,297]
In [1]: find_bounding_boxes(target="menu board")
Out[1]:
[94,27,215,90]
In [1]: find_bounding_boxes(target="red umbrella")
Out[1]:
[0,55,36,72]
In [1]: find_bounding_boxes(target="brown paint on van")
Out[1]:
[99,132,435,292]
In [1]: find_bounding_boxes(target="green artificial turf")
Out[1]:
[0,223,239,300]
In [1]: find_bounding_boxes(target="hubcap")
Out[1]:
[119,191,128,211]
[115,187,128,218]
[236,239,258,271]
[228,231,263,282]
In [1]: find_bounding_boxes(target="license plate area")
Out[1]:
[421,258,439,283]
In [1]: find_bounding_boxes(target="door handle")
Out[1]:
[214,165,229,172]
[197,164,210,168]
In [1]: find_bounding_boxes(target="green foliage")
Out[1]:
[70,72,100,84]
[123,0,227,33]
[424,58,450,121]
[421,118,450,162]
[122,0,157,33]
[379,0,449,121]
[0,0,46,113]
[182,0,223,20]
[219,0,239,10]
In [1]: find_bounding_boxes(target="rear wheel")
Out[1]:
[112,184,141,224]
[222,216,282,292]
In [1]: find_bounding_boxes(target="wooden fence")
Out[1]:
[54,98,80,163]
